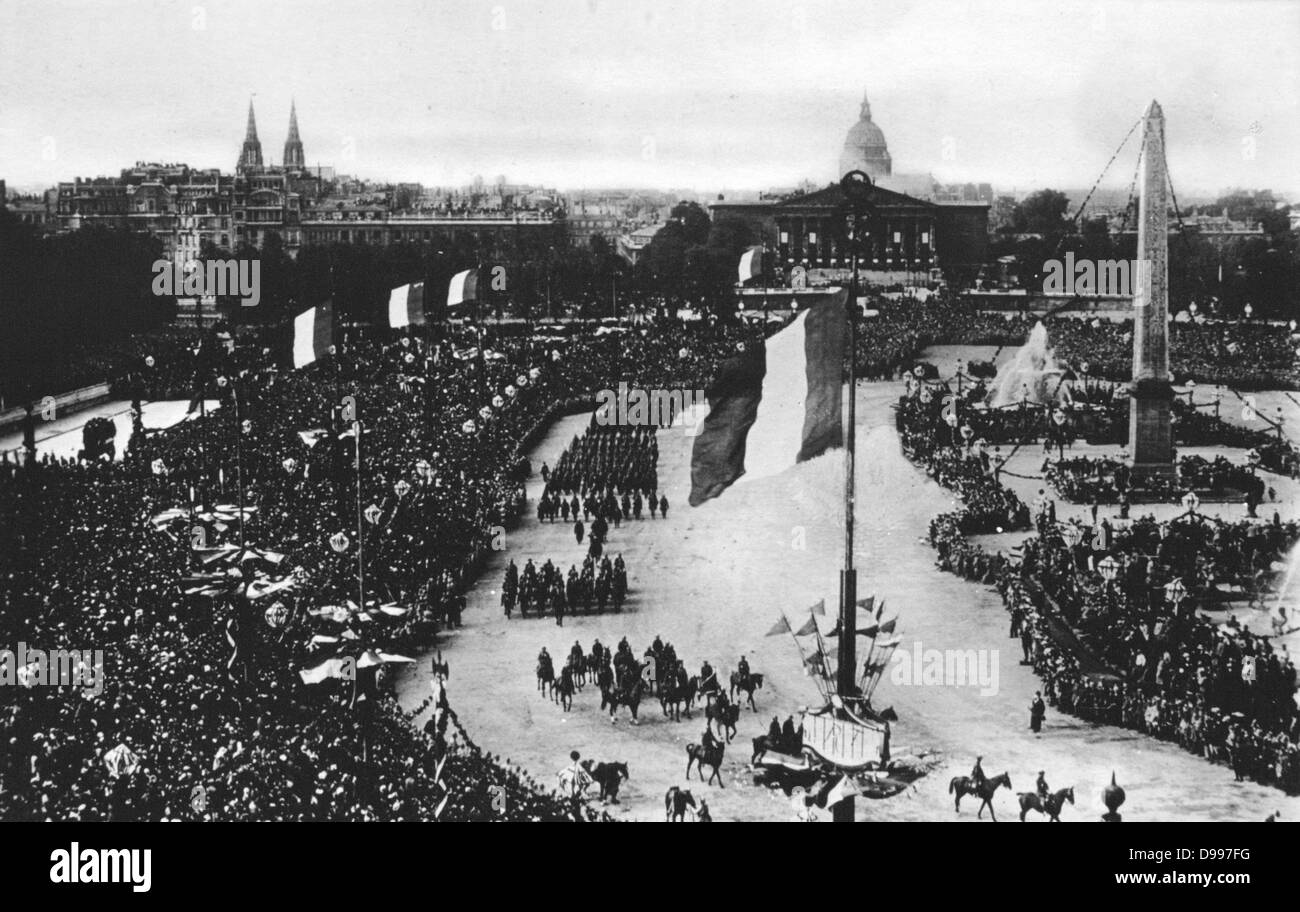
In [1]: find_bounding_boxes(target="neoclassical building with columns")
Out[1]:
[710,93,988,282]
[710,181,988,282]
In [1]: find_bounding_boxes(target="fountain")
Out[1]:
[985,322,1071,407]
[1268,539,1300,634]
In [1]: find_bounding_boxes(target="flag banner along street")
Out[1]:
[824,621,880,638]
[299,656,352,684]
[292,300,334,369]
[387,282,426,328]
[447,269,479,309]
[737,245,764,284]
[688,289,847,506]
[765,616,792,637]
[794,616,820,637]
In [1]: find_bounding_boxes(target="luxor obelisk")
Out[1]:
[1129,100,1174,478]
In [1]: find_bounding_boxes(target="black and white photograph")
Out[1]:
[0,0,1295,892]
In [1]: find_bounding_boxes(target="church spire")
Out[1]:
[283,99,305,170]
[239,98,263,172]
[245,99,259,143]
[859,92,873,122]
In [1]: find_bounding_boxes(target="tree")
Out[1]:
[1015,190,1071,238]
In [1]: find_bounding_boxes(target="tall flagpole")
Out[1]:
[233,384,246,550]
[836,170,872,823]
[354,419,365,609]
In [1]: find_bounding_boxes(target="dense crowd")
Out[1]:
[0,312,758,820]
[899,382,1300,792]
[853,289,1300,392]
[1048,317,1300,391]
[1045,454,1269,509]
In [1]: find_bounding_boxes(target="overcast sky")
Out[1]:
[1,0,1297,197]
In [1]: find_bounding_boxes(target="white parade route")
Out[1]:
[398,358,1300,822]
[0,399,219,463]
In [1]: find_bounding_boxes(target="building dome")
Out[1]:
[839,94,892,179]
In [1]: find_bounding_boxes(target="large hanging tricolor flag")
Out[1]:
[292,300,334,369]
[689,289,847,506]
[447,269,479,310]
[737,245,764,285]
[388,282,426,328]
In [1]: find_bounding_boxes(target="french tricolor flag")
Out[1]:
[737,245,764,285]
[292,300,334,369]
[387,282,426,328]
[447,269,479,310]
[689,289,847,506]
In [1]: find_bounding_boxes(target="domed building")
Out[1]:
[708,89,991,283]
[839,94,892,179]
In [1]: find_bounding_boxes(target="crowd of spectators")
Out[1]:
[898,380,1300,792]
[0,311,757,820]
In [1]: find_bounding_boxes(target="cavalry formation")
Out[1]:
[535,635,765,732]
[534,635,782,805]
[501,554,629,618]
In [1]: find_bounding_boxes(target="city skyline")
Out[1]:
[2,0,1298,198]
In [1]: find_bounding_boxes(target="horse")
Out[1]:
[552,667,575,712]
[705,700,741,743]
[582,760,629,803]
[750,734,793,765]
[665,786,696,822]
[536,659,554,697]
[685,675,705,713]
[566,654,586,689]
[686,741,726,787]
[659,677,697,722]
[948,772,1012,821]
[1017,786,1074,822]
[729,671,764,712]
[601,678,644,725]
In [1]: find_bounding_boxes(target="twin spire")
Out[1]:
[238,98,305,172]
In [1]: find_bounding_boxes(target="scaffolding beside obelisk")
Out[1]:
[1128,100,1175,478]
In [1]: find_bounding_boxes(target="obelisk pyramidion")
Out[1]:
[1129,99,1174,478]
